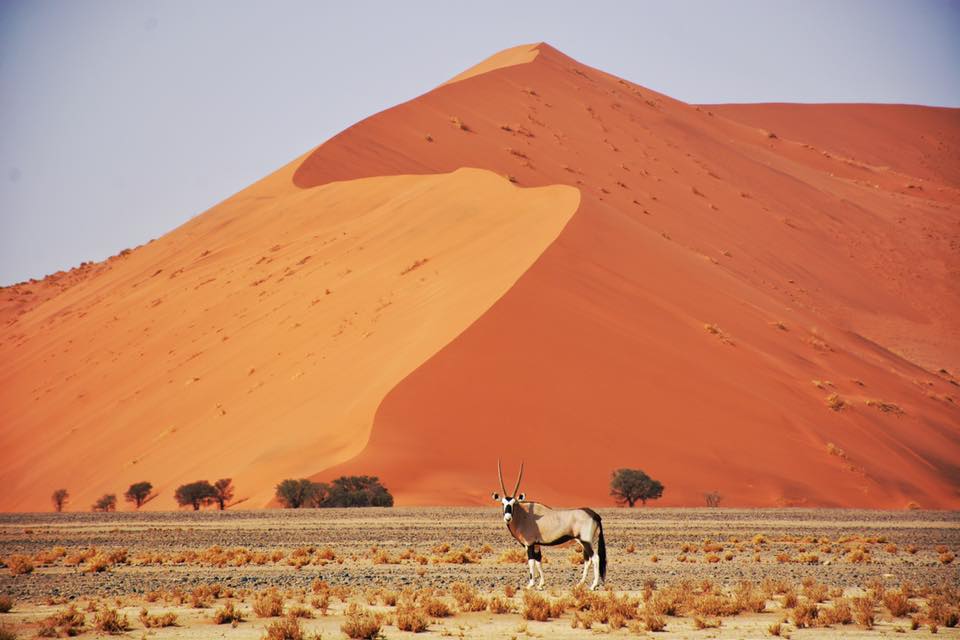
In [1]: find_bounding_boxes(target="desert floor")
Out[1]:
[1,508,958,638]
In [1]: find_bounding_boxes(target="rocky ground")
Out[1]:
[0,508,958,638]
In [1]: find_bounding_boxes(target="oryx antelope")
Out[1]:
[493,460,606,590]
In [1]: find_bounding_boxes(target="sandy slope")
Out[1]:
[1,43,958,510]
[298,44,960,508]
[0,166,577,511]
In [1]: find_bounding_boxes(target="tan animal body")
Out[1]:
[493,460,606,589]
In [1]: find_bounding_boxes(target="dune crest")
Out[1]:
[0,167,578,511]
[441,42,541,86]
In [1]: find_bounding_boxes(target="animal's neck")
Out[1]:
[508,501,531,538]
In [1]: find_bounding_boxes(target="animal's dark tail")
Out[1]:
[598,522,607,581]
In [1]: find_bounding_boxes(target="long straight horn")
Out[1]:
[512,461,524,497]
[497,458,507,496]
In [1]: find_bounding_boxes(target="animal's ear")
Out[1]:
[517,493,525,501]
[492,492,500,501]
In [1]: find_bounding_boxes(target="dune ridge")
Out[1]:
[298,44,960,508]
[2,42,958,510]
[0,166,578,511]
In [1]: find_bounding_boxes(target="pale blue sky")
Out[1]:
[2,1,958,285]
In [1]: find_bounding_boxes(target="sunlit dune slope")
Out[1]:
[302,44,960,508]
[0,166,578,511]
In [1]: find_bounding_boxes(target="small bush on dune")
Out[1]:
[0,595,12,613]
[340,603,381,639]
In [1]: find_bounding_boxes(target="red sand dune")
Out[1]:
[1,43,958,511]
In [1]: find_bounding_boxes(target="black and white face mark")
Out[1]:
[492,492,526,522]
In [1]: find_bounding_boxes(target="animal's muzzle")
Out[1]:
[503,503,513,522]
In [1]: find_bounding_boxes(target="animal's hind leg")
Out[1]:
[578,541,594,586]
[589,530,602,590]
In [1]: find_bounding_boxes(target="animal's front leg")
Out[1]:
[533,546,544,589]
[525,546,536,589]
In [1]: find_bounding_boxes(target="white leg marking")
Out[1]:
[590,541,601,590]
[526,558,536,589]
[535,560,544,589]
[578,547,591,585]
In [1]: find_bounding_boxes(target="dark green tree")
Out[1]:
[610,468,664,507]
[174,480,217,510]
[275,479,316,508]
[124,481,154,509]
[92,494,117,512]
[323,475,394,507]
[212,478,234,510]
[51,488,69,512]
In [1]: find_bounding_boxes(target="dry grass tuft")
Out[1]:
[822,598,853,625]
[5,555,33,576]
[93,608,130,634]
[139,608,178,628]
[884,589,919,617]
[488,596,512,614]
[498,548,526,564]
[522,592,551,621]
[340,603,381,639]
[212,601,244,625]
[451,582,488,612]
[264,615,312,640]
[37,605,85,637]
[396,601,428,632]
[852,596,875,629]
[421,596,452,618]
[253,588,285,618]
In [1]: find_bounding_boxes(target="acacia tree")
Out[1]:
[212,478,234,510]
[307,482,331,508]
[275,479,316,508]
[704,491,722,508]
[51,489,69,512]
[610,469,664,507]
[92,494,117,512]
[124,481,154,509]
[324,476,394,507]
[174,481,217,511]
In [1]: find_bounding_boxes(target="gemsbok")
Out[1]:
[493,459,606,590]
